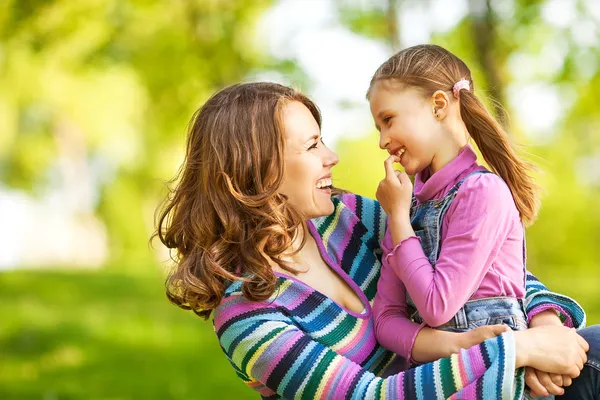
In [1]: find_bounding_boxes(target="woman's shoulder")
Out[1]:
[331,192,382,216]
[311,193,385,234]
[329,193,387,242]
[213,282,281,332]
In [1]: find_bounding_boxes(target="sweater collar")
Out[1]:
[413,145,478,202]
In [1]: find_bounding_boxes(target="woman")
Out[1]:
[156,82,598,399]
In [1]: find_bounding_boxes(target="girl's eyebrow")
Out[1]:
[376,109,392,120]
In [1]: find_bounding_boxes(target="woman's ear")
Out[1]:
[431,90,450,121]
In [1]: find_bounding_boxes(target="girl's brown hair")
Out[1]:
[368,44,540,225]
[155,82,322,319]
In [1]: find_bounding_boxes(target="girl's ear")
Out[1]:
[431,90,450,120]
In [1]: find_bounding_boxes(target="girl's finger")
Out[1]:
[383,156,398,180]
[525,368,548,397]
[549,373,563,387]
[538,371,564,396]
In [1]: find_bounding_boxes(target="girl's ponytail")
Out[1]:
[458,89,540,225]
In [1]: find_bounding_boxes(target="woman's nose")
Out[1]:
[324,147,339,167]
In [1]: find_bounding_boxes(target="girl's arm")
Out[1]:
[383,174,517,327]
[215,301,522,400]
[372,251,427,361]
[374,246,512,364]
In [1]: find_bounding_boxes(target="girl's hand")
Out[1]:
[515,326,589,377]
[525,367,571,397]
[411,324,509,363]
[456,324,511,351]
[376,155,413,218]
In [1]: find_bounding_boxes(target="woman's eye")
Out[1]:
[308,138,324,150]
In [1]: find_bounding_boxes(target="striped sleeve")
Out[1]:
[524,270,586,329]
[214,303,520,399]
[336,194,387,250]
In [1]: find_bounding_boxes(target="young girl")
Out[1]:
[369,44,579,398]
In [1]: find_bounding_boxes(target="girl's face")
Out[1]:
[278,101,339,219]
[369,81,447,175]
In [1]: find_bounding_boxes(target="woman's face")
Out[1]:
[279,101,339,219]
[369,82,444,175]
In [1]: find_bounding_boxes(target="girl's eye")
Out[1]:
[383,116,392,125]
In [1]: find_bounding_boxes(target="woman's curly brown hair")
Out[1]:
[155,82,324,319]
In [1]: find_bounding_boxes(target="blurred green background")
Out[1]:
[1,0,599,399]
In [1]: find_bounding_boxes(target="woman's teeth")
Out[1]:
[316,178,332,189]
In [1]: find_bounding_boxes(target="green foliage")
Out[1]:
[0,0,273,264]
[2,0,600,397]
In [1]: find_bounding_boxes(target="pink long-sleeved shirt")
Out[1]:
[373,145,526,361]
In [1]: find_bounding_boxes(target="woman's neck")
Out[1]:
[272,226,311,274]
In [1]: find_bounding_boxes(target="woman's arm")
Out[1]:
[513,326,588,375]
[524,270,586,329]
[522,274,587,397]
[215,303,521,399]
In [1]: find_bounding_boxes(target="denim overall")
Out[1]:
[406,170,528,333]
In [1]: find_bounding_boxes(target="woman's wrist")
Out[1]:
[514,330,532,368]
[529,309,562,328]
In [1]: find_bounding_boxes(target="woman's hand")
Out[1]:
[515,326,589,377]
[526,310,571,397]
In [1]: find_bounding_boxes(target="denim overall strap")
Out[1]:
[408,170,493,269]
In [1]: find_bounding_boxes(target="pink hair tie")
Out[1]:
[453,78,470,98]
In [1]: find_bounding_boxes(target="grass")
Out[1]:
[0,268,255,400]
[0,266,597,400]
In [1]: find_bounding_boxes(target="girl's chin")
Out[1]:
[403,165,418,175]
[404,162,428,176]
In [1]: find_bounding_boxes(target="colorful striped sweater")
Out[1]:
[213,194,585,399]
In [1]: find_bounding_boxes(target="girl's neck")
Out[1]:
[429,121,470,175]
